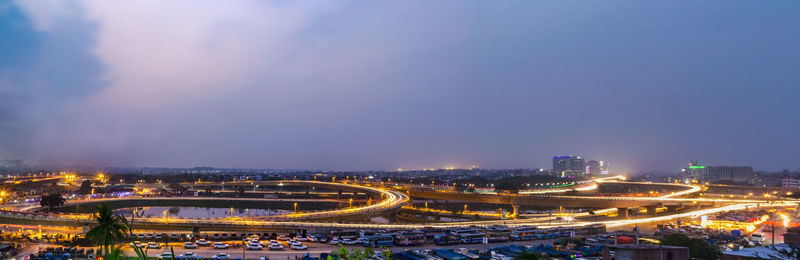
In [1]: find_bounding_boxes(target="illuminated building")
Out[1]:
[600,160,609,175]
[586,160,601,175]
[0,159,23,168]
[683,161,753,182]
[783,175,800,189]
[552,155,585,177]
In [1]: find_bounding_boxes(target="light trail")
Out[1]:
[2,177,795,232]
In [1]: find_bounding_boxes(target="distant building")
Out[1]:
[0,159,22,169]
[783,227,800,245]
[552,155,585,177]
[600,160,610,175]
[783,175,800,189]
[604,244,689,260]
[586,160,601,175]
[683,161,753,183]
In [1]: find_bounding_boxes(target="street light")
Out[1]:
[294,202,298,212]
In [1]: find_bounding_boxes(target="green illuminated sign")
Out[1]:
[689,165,705,169]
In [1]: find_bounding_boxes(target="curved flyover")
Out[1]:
[4,181,408,223]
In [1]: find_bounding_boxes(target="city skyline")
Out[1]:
[1,1,799,172]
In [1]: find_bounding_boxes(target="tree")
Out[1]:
[364,247,375,258]
[167,182,184,194]
[77,180,93,195]
[382,248,392,260]
[660,233,721,260]
[494,180,522,194]
[86,204,129,255]
[102,245,126,260]
[514,253,540,260]
[454,183,468,192]
[40,193,66,209]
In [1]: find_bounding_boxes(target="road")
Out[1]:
[17,239,559,260]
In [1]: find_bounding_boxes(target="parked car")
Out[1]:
[177,252,199,260]
[214,253,231,259]
[290,244,307,250]
[147,242,162,249]
[246,244,263,250]
[213,242,230,249]
[196,239,211,246]
[184,242,198,249]
[268,243,285,250]
[329,238,341,245]
[157,252,173,259]
[129,241,145,248]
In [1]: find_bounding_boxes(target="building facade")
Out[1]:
[553,155,586,177]
[683,161,753,183]
[0,159,23,169]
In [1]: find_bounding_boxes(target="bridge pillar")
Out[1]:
[666,205,681,212]
[305,186,310,198]
[338,190,343,199]
[617,208,629,218]
[353,191,358,198]
[645,205,658,215]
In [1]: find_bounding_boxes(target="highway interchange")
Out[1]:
[1,176,797,232]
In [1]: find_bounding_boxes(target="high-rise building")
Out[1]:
[599,160,609,175]
[553,155,586,176]
[0,159,23,169]
[683,161,753,183]
[586,160,601,175]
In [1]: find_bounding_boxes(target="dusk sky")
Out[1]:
[1,1,799,173]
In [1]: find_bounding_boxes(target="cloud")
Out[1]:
[5,1,800,171]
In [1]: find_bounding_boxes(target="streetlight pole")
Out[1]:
[242,219,246,260]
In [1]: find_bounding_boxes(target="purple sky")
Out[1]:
[1,1,799,173]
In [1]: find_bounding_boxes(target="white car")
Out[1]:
[147,242,162,249]
[196,239,211,246]
[246,244,263,250]
[267,240,281,246]
[329,238,341,245]
[129,241,145,248]
[290,244,307,250]
[178,252,199,260]
[183,242,198,249]
[213,242,230,249]
[296,237,309,242]
[250,240,265,246]
[268,243,285,250]
[287,240,302,246]
[342,239,357,245]
[157,252,173,259]
[259,257,269,260]
[215,253,231,259]
[278,235,290,241]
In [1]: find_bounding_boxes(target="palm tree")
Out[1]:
[86,204,129,255]
[103,245,126,260]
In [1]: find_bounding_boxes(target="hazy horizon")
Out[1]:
[1,1,799,173]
